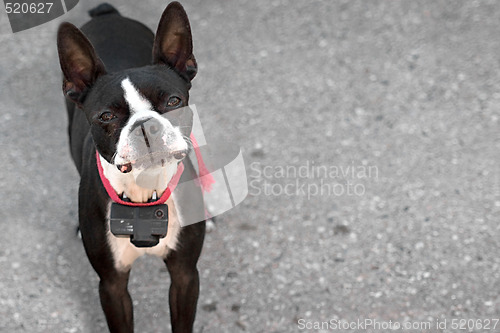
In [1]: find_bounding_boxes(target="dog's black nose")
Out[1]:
[130,118,162,138]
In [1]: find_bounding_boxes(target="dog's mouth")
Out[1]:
[117,162,133,173]
[115,149,187,174]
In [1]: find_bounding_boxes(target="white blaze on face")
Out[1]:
[114,76,188,168]
[121,77,153,114]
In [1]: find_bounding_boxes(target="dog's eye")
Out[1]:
[167,96,181,107]
[157,95,183,113]
[99,111,115,122]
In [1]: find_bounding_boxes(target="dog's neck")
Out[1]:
[98,154,178,203]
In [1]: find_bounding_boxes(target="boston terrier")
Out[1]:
[57,2,205,332]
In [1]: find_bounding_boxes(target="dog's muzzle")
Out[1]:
[115,116,188,174]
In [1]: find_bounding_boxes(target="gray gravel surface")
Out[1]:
[1,1,500,332]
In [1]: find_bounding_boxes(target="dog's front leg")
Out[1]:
[83,232,134,332]
[164,217,205,333]
[79,191,134,333]
[99,270,134,333]
[166,256,199,332]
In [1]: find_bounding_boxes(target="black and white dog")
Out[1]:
[57,2,205,332]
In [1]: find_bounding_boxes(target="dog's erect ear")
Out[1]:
[153,2,197,82]
[57,22,106,105]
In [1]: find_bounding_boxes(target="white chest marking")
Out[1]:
[99,153,182,271]
[105,195,183,271]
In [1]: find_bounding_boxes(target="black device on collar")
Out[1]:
[110,203,169,247]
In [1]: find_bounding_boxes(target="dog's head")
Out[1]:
[57,2,196,177]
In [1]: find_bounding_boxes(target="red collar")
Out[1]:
[96,151,184,207]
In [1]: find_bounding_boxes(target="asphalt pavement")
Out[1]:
[0,1,499,332]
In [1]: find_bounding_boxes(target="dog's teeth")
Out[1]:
[122,193,128,199]
[152,191,157,200]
